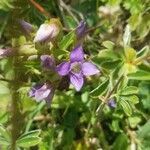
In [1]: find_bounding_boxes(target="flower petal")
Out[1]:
[45,88,55,106]
[34,84,51,102]
[82,62,100,76]
[70,45,84,62]
[70,73,84,91]
[56,62,70,76]
[29,84,43,97]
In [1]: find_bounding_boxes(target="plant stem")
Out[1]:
[29,0,51,18]
[10,57,23,150]
[10,1,24,149]
[96,75,124,116]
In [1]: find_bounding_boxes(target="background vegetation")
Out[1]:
[0,0,149,150]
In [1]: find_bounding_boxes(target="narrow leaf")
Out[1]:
[18,130,41,140]
[90,79,109,97]
[128,70,150,80]
[120,86,138,95]
[123,24,131,47]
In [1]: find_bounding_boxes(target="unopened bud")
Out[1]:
[34,18,62,43]
[18,20,33,35]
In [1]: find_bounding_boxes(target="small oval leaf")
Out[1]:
[17,136,41,148]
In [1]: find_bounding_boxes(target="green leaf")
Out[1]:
[16,136,41,148]
[90,79,109,97]
[0,136,9,146]
[128,13,141,30]
[128,116,141,128]
[128,70,150,80]
[124,47,136,62]
[18,130,41,140]
[112,133,128,150]
[119,98,132,116]
[128,95,139,104]
[0,0,14,11]
[0,124,10,141]
[137,121,150,150]
[123,25,131,47]
[101,60,121,70]
[98,49,118,60]
[102,41,115,50]
[0,81,10,95]
[65,16,77,29]
[137,121,150,139]
[120,86,138,95]
[136,45,149,59]
[59,31,75,51]
[110,120,122,133]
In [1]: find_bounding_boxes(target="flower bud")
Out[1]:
[18,20,33,35]
[108,99,116,108]
[40,55,55,71]
[76,20,87,39]
[34,18,62,43]
[29,83,55,105]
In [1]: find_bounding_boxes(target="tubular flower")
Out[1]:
[29,83,54,103]
[56,45,100,91]
[34,19,62,43]
[40,55,55,71]
[76,20,87,39]
[18,20,33,34]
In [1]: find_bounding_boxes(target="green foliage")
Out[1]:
[16,130,41,148]
[0,0,149,149]
[0,0,14,11]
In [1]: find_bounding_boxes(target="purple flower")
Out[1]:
[108,99,116,108]
[56,45,100,91]
[76,21,87,39]
[18,20,33,34]
[0,48,13,58]
[40,55,55,71]
[29,83,54,104]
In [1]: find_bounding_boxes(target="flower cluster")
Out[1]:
[1,19,100,105]
[28,20,99,104]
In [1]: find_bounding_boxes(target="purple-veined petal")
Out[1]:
[56,61,70,76]
[34,84,51,102]
[70,45,84,62]
[82,62,100,76]
[28,84,43,97]
[35,89,51,102]
[70,73,84,91]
